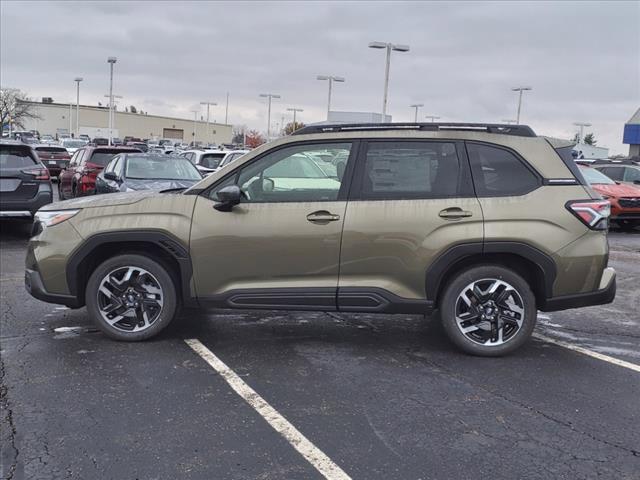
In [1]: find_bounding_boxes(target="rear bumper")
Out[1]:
[25,268,82,308]
[540,267,616,312]
[0,188,53,216]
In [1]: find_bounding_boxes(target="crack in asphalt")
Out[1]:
[404,349,640,459]
[0,350,19,480]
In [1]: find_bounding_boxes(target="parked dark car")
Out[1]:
[58,146,141,199]
[125,141,149,152]
[91,138,109,146]
[32,145,71,178]
[95,153,202,194]
[0,140,52,218]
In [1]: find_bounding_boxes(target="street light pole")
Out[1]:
[409,103,423,123]
[107,57,117,145]
[425,115,440,123]
[369,41,410,120]
[511,86,532,125]
[200,101,217,144]
[191,110,199,146]
[104,93,122,139]
[286,107,304,132]
[259,93,281,140]
[225,92,229,124]
[74,77,83,137]
[316,75,345,120]
[573,122,592,143]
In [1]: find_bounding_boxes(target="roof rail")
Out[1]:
[291,122,536,137]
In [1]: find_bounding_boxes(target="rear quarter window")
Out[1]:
[0,147,37,168]
[466,143,540,196]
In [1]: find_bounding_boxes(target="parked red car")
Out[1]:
[579,165,640,230]
[58,146,141,199]
[33,145,70,178]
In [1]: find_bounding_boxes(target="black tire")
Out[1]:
[439,265,537,356]
[86,254,178,341]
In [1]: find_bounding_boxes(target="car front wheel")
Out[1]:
[440,265,537,356]
[86,254,178,341]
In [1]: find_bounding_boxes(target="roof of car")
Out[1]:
[0,139,31,147]
[121,152,186,159]
[33,144,67,149]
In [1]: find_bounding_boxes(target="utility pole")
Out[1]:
[74,77,83,136]
[573,122,592,143]
[259,93,281,140]
[200,101,217,144]
[512,86,532,124]
[225,92,229,124]
[316,75,345,120]
[369,42,410,119]
[286,107,304,133]
[107,57,117,145]
[410,103,423,123]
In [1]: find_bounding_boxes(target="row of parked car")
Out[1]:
[0,139,251,217]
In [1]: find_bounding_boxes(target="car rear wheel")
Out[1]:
[440,265,536,356]
[86,254,178,341]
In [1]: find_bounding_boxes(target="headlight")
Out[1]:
[34,209,80,228]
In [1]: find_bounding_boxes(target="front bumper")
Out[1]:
[539,267,616,312]
[25,268,82,308]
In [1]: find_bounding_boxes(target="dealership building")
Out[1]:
[623,107,640,157]
[19,100,232,144]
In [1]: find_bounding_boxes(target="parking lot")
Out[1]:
[0,184,638,480]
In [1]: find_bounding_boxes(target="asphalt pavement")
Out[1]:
[1,203,639,480]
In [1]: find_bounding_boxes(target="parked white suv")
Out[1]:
[179,149,249,176]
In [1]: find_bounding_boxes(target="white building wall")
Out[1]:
[21,102,232,144]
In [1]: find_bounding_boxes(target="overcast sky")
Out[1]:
[1,1,638,153]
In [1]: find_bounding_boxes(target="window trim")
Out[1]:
[465,140,543,198]
[349,138,475,201]
[201,140,361,204]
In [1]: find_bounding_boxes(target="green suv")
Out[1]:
[25,123,616,355]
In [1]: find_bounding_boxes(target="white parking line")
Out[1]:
[184,339,352,480]
[533,333,640,373]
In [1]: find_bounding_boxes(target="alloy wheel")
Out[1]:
[454,278,525,346]
[96,266,164,332]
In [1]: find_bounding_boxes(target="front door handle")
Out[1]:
[439,207,473,220]
[307,210,341,224]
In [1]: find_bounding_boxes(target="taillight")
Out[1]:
[566,200,610,230]
[21,167,50,180]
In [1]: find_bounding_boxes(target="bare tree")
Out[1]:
[0,88,41,131]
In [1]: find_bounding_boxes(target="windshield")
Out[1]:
[580,167,615,185]
[88,152,118,166]
[0,147,36,168]
[126,156,202,180]
[200,153,225,169]
[36,147,66,153]
[62,140,86,148]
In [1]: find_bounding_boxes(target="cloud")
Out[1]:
[1,0,638,153]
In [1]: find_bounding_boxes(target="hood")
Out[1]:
[125,179,199,191]
[591,182,640,198]
[40,190,160,211]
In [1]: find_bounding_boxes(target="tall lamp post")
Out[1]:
[511,86,532,124]
[409,103,423,123]
[200,101,217,144]
[368,41,410,120]
[74,77,83,137]
[316,75,345,120]
[425,115,440,123]
[259,93,280,140]
[107,57,117,145]
[573,122,592,143]
[104,94,122,140]
[286,107,304,133]
[191,110,199,146]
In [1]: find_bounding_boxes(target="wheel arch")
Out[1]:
[426,242,555,310]
[66,231,195,308]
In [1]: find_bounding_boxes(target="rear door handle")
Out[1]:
[307,210,341,223]
[439,207,473,220]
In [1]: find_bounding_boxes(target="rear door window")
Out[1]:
[357,141,466,199]
[466,143,540,196]
[598,167,624,181]
[623,167,640,182]
[0,147,37,168]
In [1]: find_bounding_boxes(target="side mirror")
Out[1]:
[214,185,242,212]
[104,171,119,181]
